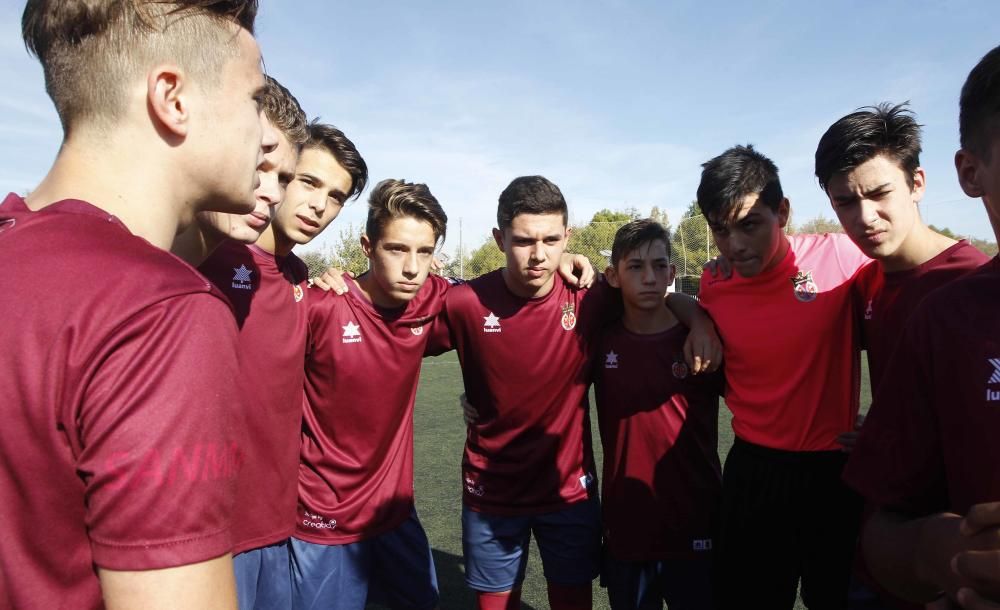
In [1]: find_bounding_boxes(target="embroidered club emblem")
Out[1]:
[293,284,304,302]
[672,360,689,379]
[790,270,818,303]
[561,302,577,330]
[604,350,619,369]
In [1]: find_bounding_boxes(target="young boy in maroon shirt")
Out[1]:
[813,102,989,610]
[181,93,368,609]
[291,179,449,610]
[0,2,272,609]
[595,219,722,610]
[436,176,720,610]
[844,44,1000,609]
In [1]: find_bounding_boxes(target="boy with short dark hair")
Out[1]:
[697,145,870,609]
[291,178,450,610]
[595,219,722,610]
[844,44,1000,608]
[0,1,269,608]
[434,175,720,610]
[815,102,988,610]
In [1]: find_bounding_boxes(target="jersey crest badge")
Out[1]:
[604,350,619,369]
[483,312,502,334]
[232,264,253,290]
[342,321,362,344]
[293,284,304,302]
[560,302,577,330]
[790,270,818,303]
[672,359,689,379]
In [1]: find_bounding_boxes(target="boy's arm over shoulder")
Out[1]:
[78,293,242,601]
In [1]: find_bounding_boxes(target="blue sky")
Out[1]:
[1,1,998,257]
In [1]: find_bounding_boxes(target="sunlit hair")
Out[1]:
[815,102,923,191]
[303,121,368,201]
[22,0,258,134]
[611,219,671,266]
[497,175,568,231]
[261,75,307,148]
[697,144,783,224]
[365,179,448,247]
[960,44,1000,161]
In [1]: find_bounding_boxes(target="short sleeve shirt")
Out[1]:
[436,271,615,515]
[698,233,871,451]
[296,274,450,544]
[853,240,988,392]
[0,195,241,609]
[594,321,723,561]
[845,257,1000,516]
[198,241,310,553]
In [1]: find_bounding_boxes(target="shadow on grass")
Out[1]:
[432,547,540,610]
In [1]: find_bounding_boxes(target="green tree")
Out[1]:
[671,202,718,287]
[796,215,844,234]
[299,250,333,279]
[568,209,637,272]
[649,206,671,233]
[329,223,369,276]
[466,235,506,278]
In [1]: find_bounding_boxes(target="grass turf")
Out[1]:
[403,351,872,609]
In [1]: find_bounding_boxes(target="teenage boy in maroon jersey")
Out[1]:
[291,179,450,610]
[813,102,989,610]
[595,219,722,610]
[844,44,1000,609]
[0,1,271,609]
[434,176,720,610]
[182,94,369,610]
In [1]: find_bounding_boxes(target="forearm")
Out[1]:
[863,509,964,603]
[665,292,707,328]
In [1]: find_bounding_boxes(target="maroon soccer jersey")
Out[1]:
[434,271,613,515]
[854,240,988,391]
[845,257,1000,516]
[198,241,309,553]
[296,274,450,544]
[594,321,722,561]
[0,195,241,609]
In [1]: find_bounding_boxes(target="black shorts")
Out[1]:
[715,437,862,610]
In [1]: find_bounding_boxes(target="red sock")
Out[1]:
[546,582,592,610]
[477,588,522,610]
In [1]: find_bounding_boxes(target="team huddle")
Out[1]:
[2,2,1000,610]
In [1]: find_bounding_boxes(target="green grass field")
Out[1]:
[408,351,873,609]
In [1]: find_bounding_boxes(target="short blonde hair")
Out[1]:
[22,0,258,134]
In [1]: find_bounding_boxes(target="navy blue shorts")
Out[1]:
[289,509,439,610]
[462,498,601,592]
[233,540,292,610]
[601,553,712,610]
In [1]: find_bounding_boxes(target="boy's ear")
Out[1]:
[360,233,374,259]
[605,265,620,288]
[492,227,506,253]
[955,149,985,198]
[777,197,791,228]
